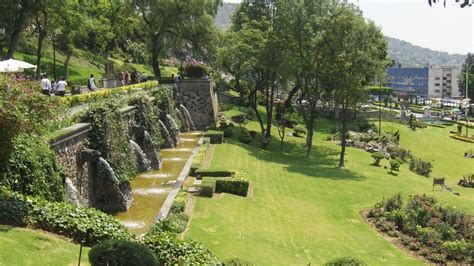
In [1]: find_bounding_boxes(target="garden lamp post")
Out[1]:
[51,32,57,81]
[0,27,5,61]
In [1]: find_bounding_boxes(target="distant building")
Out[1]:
[386,67,461,99]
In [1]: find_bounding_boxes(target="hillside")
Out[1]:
[215,3,466,68]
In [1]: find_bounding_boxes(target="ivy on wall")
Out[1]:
[128,93,163,147]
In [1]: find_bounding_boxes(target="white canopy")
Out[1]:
[0,59,37,73]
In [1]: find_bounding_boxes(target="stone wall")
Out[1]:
[50,123,91,203]
[176,80,218,129]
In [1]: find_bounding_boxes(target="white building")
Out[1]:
[427,68,461,99]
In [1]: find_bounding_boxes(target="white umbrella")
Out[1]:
[0,59,37,73]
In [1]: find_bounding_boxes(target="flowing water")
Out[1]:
[114,132,201,234]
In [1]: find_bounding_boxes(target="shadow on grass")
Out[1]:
[224,131,366,181]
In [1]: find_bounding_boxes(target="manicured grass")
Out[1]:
[0,225,90,265]
[185,118,474,265]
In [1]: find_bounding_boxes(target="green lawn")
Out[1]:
[185,119,474,265]
[0,225,90,265]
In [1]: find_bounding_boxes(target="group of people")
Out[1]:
[119,71,148,86]
[40,74,97,97]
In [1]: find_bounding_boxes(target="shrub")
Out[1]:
[324,257,366,266]
[215,179,249,197]
[128,93,162,146]
[388,146,412,162]
[371,152,384,166]
[458,173,474,188]
[184,63,208,78]
[189,164,199,176]
[149,212,189,235]
[223,128,234,138]
[195,169,235,177]
[0,188,33,226]
[196,185,214,198]
[389,159,401,172]
[239,130,253,144]
[1,134,64,201]
[204,130,223,144]
[89,239,157,266]
[409,158,433,177]
[293,125,306,137]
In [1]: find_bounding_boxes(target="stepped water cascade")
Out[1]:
[179,104,196,130]
[159,120,174,148]
[143,130,162,170]
[176,107,190,131]
[93,157,132,212]
[64,177,81,206]
[115,132,201,234]
[129,140,151,172]
[166,114,181,145]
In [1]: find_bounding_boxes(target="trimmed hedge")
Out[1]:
[449,134,474,143]
[324,257,366,266]
[195,169,235,177]
[215,179,249,197]
[204,130,223,144]
[196,185,214,198]
[89,239,158,266]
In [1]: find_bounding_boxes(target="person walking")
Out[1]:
[87,74,97,91]
[56,76,67,97]
[40,74,52,96]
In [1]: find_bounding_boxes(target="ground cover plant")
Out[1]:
[185,116,474,264]
[366,193,473,264]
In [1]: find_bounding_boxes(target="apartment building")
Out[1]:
[427,68,461,98]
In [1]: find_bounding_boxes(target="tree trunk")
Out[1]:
[265,86,275,138]
[151,34,161,79]
[339,108,347,168]
[284,84,300,110]
[35,31,47,80]
[63,49,73,79]
[305,104,316,158]
[249,89,265,137]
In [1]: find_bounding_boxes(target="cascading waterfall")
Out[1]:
[179,104,196,130]
[64,177,81,206]
[166,114,181,146]
[129,140,151,172]
[159,120,174,148]
[97,157,120,184]
[143,130,162,169]
[175,107,190,132]
[166,114,180,134]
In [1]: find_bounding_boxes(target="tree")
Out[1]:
[459,53,474,101]
[130,0,221,78]
[323,2,387,168]
[428,0,472,7]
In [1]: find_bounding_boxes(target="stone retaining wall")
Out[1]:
[176,80,218,129]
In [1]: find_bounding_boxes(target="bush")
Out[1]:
[149,212,189,235]
[389,159,401,172]
[1,134,64,201]
[184,63,208,78]
[223,128,234,138]
[195,169,235,177]
[324,257,366,266]
[239,130,253,144]
[0,188,33,226]
[215,179,249,197]
[128,93,162,146]
[371,152,384,166]
[196,185,214,198]
[189,164,199,176]
[458,173,474,188]
[409,158,432,177]
[293,125,306,137]
[89,239,157,266]
[204,130,223,144]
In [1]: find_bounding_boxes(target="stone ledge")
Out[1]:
[50,123,91,148]
[119,106,137,116]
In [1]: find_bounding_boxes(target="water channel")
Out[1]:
[114,132,201,234]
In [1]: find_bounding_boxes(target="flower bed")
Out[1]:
[365,194,473,264]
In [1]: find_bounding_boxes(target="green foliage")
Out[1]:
[0,188,132,246]
[324,257,366,266]
[184,63,209,78]
[293,125,307,136]
[1,134,64,201]
[458,173,474,188]
[0,76,67,166]
[82,98,137,182]
[89,239,157,266]
[152,85,180,125]
[195,169,235,177]
[389,159,401,172]
[204,130,224,144]
[223,128,234,138]
[196,185,214,198]
[149,212,189,235]
[125,40,147,64]
[409,158,433,177]
[238,130,253,144]
[215,179,249,197]
[368,194,474,264]
[371,152,385,166]
[128,93,162,146]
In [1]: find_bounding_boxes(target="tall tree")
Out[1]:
[459,53,474,101]
[323,2,387,167]
[130,0,221,78]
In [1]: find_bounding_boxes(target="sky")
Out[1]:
[223,0,473,55]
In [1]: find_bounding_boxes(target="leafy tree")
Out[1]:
[130,0,221,78]
[322,2,387,167]
[459,53,473,101]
